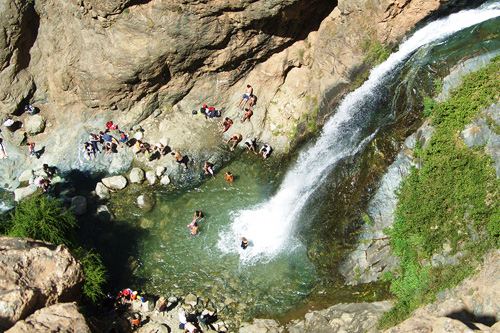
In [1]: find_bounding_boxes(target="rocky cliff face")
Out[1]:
[6,302,91,333]
[0,0,460,191]
[0,237,84,331]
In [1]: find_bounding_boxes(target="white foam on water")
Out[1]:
[217,3,500,264]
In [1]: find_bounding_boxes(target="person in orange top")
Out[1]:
[224,171,234,183]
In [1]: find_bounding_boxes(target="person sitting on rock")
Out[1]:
[203,161,215,177]
[259,144,273,159]
[224,171,234,183]
[89,133,101,153]
[221,117,233,133]
[248,94,257,108]
[118,130,128,145]
[238,84,253,109]
[130,313,141,329]
[84,142,95,160]
[226,133,242,151]
[24,104,37,115]
[244,138,257,154]
[106,121,118,131]
[43,164,57,179]
[172,151,189,169]
[241,107,253,123]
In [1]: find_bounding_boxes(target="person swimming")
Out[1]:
[241,237,249,249]
[224,171,234,183]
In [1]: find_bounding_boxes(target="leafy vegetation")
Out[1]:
[8,195,77,246]
[3,195,107,304]
[74,248,107,303]
[379,56,499,328]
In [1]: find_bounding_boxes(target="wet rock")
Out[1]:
[18,169,34,183]
[239,319,283,333]
[145,170,157,185]
[129,167,145,184]
[0,237,83,331]
[96,205,114,223]
[24,115,46,135]
[95,182,110,200]
[137,194,155,212]
[286,301,392,333]
[184,293,198,307]
[14,185,38,202]
[102,175,127,190]
[6,302,91,333]
[160,175,171,186]
[156,166,166,177]
[70,196,87,216]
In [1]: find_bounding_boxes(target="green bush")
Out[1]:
[379,56,499,328]
[8,195,76,246]
[73,248,107,304]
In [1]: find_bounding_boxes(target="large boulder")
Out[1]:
[24,115,46,135]
[70,196,87,216]
[0,237,84,331]
[14,185,38,202]
[129,167,145,184]
[145,170,157,185]
[160,175,171,186]
[95,182,111,200]
[96,205,114,223]
[101,175,128,190]
[5,303,91,333]
[137,194,155,212]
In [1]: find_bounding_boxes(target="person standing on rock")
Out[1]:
[226,133,242,151]
[238,84,254,109]
[0,138,7,159]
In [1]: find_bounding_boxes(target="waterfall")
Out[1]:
[217,2,500,264]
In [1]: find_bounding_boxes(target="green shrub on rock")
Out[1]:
[8,195,76,246]
[73,248,107,304]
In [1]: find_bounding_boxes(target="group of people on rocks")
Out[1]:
[83,121,193,169]
[178,308,217,333]
[1,104,43,160]
[29,164,57,193]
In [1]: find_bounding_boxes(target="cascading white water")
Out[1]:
[218,2,500,263]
